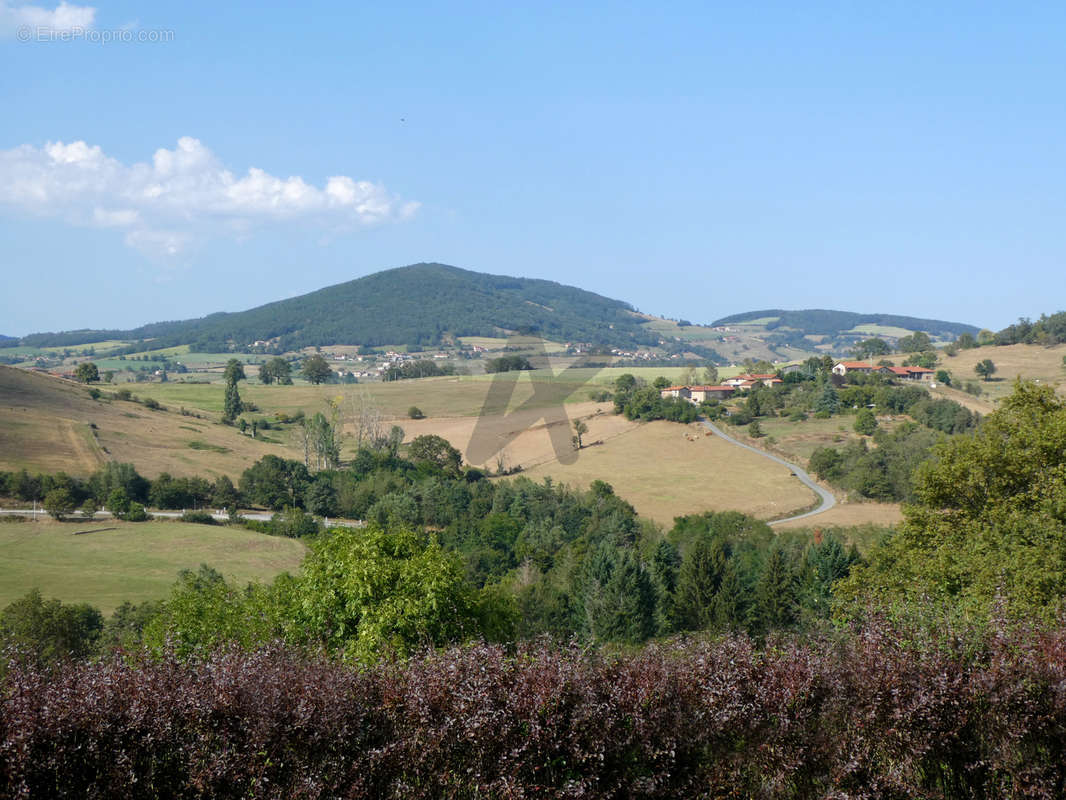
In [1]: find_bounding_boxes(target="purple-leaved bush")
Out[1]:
[2,615,1065,798]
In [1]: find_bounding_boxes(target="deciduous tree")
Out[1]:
[74,362,99,383]
[301,354,333,385]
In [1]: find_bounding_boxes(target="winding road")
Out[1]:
[697,417,836,525]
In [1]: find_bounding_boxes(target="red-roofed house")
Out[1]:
[832,361,876,376]
[724,373,783,388]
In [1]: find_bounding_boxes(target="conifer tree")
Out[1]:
[749,547,798,636]
[674,537,729,631]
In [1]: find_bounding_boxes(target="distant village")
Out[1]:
[659,361,936,404]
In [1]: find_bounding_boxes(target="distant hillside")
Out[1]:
[14,263,661,352]
[713,309,979,339]
[0,365,289,478]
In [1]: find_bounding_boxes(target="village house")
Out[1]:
[831,361,877,376]
[834,362,936,381]
[723,373,782,388]
[879,365,936,381]
[659,385,736,403]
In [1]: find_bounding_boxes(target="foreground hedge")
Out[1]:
[3,618,1065,798]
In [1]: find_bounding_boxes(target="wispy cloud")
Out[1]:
[0,1,95,35]
[0,137,420,255]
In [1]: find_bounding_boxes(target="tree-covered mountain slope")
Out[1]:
[711,309,979,339]
[14,264,660,352]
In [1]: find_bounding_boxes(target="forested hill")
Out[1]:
[712,309,979,339]
[14,264,660,352]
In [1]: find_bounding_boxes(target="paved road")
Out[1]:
[697,417,836,525]
[0,508,363,527]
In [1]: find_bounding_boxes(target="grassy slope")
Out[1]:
[520,420,815,525]
[0,519,305,614]
[0,366,293,479]
[939,343,1066,403]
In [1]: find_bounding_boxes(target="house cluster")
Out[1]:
[609,348,656,360]
[660,385,737,403]
[660,372,785,404]
[831,361,936,381]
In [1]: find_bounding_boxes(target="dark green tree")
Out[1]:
[223,359,246,384]
[301,354,333,385]
[583,546,658,644]
[223,380,243,424]
[0,589,103,663]
[42,488,76,520]
[854,408,878,435]
[74,362,100,383]
[975,359,997,382]
[408,434,462,474]
[749,547,798,635]
[259,356,291,385]
[815,384,840,415]
[211,475,240,510]
[674,537,729,631]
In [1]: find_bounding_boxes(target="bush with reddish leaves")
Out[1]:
[3,617,1066,799]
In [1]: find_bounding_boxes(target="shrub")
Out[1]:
[124,503,149,522]
[407,406,425,419]
[5,618,1066,798]
[180,511,219,526]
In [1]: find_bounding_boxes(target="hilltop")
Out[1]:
[708,308,979,355]
[2,266,983,364]
[11,263,661,353]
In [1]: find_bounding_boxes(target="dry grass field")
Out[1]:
[939,343,1066,403]
[0,518,306,614]
[520,420,816,526]
[396,402,631,471]
[774,501,904,530]
[0,366,292,479]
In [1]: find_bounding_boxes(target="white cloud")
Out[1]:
[0,1,95,34]
[0,136,420,255]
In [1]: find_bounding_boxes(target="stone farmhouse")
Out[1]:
[832,361,936,381]
[660,385,737,403]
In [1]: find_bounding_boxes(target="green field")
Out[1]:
[0,519,306,614]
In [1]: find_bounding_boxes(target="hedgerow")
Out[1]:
[3,614,1065,799]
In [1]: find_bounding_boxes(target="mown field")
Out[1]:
[0,519,306,614]
[520,420,816,525]
[0,366,292,479]
[940,342,1066,403]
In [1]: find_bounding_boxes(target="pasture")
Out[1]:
[0,519,306,614]
[519,420,816,526]
[940,343,1066,403]
[0,366,292,479]
[775,502,903,531]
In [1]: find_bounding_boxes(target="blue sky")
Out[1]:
[1,1,1063,336]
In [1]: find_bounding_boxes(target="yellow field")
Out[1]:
[0,366,293,479]
[3,365,854,531]
[774,502,903,530]
[519,420,815,526]
[848,323,916,339]
[396,401,631,471]
[940,343,1066,403]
